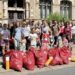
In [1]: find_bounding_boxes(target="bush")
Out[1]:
[47,12,70,22]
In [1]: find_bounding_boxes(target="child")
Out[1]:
[35,27,41,48]
[49,33,54,48]
[42,31,49,43]
[20,34,26,52]
[29,28,38,48]
[58,36,63,47]
[62,36,69,47]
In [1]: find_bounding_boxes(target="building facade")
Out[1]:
[0,0,75,24]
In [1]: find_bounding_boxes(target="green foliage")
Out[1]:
[46,12,70,22]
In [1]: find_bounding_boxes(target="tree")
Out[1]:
[46,12,70,22]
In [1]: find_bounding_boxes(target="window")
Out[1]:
[60,0,72,19]
[39,0,52,19]
[8,0,15,7]
[17,11,24,19]
[17,0,23,7]
[8,11,14,19]
[8,0,24,7]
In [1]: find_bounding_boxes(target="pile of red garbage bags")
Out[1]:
[3,46,71,71]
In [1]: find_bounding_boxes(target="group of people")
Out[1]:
[0,19,74,55]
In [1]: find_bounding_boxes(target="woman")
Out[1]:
[64,22,71,42]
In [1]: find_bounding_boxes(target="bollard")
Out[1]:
[45,56,53,66]
[6,56,10,70]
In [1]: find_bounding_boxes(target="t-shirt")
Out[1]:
[50,35,54,43]
[59,26,65,33]
[29,33,38,46]
[1,29,10,40]
[65,26,71,35]
[14,27,21,41]
[42,33,49,43]
[43,26,50,34]
[21,26,30,37]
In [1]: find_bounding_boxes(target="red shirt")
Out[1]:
[42,33,49,43]
[65,26,71,35]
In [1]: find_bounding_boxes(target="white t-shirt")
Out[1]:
[71,26,75,34]
[22,26,30,37]
[29,33,38,46]
[43,26,50,34]
[14,27,21,41]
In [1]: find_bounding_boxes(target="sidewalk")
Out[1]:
[0,62,75,75]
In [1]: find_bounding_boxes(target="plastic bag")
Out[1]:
[10,57,23,71]
[35,50,47,68]
[25,51,35,70]
[51,55,63,65]
[48,48,59,57]
[3,50,23,71]
[28,47,35,54]
[48,48,63,65]
[59,47,70,64]
[41,43,48,51]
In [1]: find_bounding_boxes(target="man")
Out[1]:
[1,24,10,55]
[21,22,31,50]
[14,22,22,50]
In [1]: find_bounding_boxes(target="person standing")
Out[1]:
[14,22,22,50]
[64,22,71,42]
[21,22,31,50]
[1,24,10,55]
[29,28,38,48]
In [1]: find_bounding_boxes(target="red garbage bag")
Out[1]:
[23,53,27,66]
[48,48,59,57]
[51,55,63,65]
[25,51,35,70]
[28,47,35,54]
[10,57,23,71]
[59,47,70,64]
[18,51,25,62]
[3,50,23,71]
[48,48,63,65]
[41,43,48,51]
[60,46,71,57]
[10,50,20,58]
[10,51,23,71]
[35,50,47,68]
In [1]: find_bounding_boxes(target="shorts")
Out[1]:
[1,39,9,46]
